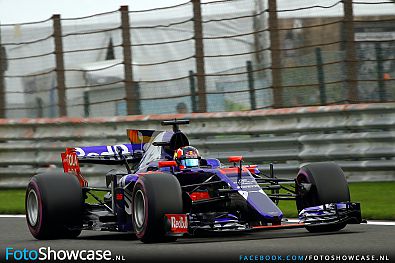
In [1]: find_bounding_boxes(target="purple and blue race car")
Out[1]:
[25,119,362,243]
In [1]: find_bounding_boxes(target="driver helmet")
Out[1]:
[174,146,200,168]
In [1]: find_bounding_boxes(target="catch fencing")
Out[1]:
[0,0,394,118]
[0,103,394,188]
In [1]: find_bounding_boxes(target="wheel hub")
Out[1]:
[27,189,39,226]
[133,190,146,230]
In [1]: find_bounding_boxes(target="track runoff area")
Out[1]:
[0,216,393,263]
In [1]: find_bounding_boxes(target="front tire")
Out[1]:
[296,162,350,233]
[25,172,83,239]
[132,173,183,243]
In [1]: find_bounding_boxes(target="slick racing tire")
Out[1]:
[132,173,183,243]
[296,162,350,233]
[25,171,83,239]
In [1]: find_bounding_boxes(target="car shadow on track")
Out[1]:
[176,229,360,244]
[78,229,361,244]
[79,232,139,241]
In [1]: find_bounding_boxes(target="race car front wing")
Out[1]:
[165,202,362,236]
[298,202,362,226]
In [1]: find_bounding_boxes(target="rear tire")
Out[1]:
[25,172,83,239]
[296,162,350,233]
[132,173,183,243]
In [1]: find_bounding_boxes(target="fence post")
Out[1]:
[189,70,198,113]
[52,14,67,117]
[375,43,386,102]
[268,0,283,108]
[120,6,140,115]
[0,28,6,118]
[192,0,207,113]
[36,98,43,118]
[343,1,358,103]
[83,91,90,117]
[247,61,257,110]
[315,48,327,105]
[0,44,4,118]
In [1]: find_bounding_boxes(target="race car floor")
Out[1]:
[0,217,394,262]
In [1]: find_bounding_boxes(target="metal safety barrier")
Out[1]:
[0,103,394,188]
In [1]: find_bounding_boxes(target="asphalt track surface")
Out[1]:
[0,218,394,263]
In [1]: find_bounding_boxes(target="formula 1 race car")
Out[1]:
[25,119,362,243]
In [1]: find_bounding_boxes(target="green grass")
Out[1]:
[1,182,394,220]
[0,189,105,214]
[348,182,395,220]
[0,189,26,214]
[276,182,395,220]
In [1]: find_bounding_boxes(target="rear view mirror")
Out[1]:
[158,161,178,168]
[228,156,243,163]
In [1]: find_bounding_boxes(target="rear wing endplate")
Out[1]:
[61,148,88,187]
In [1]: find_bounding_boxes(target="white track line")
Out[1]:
[364,221,395,226]
[0,215,394,225]
[0,215,25,218]
[286,218,395,226]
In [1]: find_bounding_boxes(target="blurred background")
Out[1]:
[0,0,394,118]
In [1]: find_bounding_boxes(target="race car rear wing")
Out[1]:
[73,143,141,164]
[61,129,160,165]
[60,129,160,185]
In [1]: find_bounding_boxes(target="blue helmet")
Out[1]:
[175,146,200,168]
